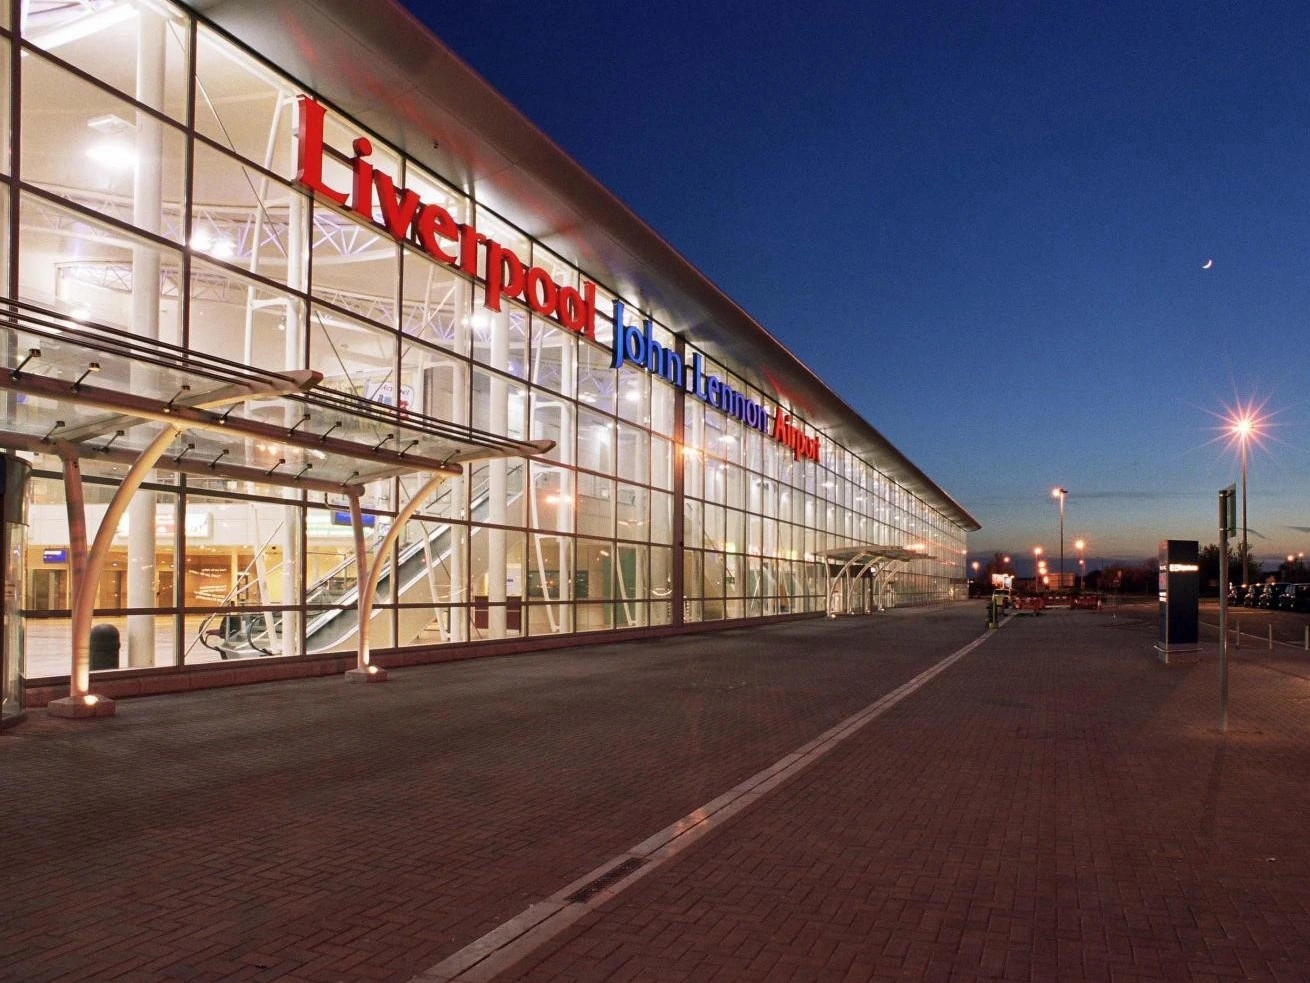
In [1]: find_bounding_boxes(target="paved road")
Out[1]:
[5,601,1310,982]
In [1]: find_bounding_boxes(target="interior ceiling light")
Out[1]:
[31,3,137,50]
[86,140,137,171]
[87,113,132,135]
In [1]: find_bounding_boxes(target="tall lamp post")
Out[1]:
[1074,538,1086,590]
[1052,487,1067,591]
[1033,546,1043,593]
[1232,416,1253,588]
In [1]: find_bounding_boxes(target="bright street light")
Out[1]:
[1074,538,1086,590]
[1224,406,1266,587]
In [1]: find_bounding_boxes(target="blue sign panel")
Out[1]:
[331,510,375,527]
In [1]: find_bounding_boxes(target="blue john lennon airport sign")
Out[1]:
[609,301,820,462]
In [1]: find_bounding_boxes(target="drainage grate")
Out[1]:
[564,857,647,904]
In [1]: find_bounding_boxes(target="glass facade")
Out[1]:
[1,0,971,694]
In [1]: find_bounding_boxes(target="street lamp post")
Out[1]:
[1233,416,1252,588]
[1052,488,1067,591]
[1074,538,1086,590]
[1033,546,1043,593]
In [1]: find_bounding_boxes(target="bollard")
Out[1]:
[1304,625,1308,652]
[1235,620,1240,648]
[1269,624,1274,650]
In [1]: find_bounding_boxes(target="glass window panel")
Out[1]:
[309,304,398,404]
[529,464,573,534]
[192,142,309,287]
[650,373,674,436]
[402,248,469,355]
[0,192,10,293]
[530,318,575,399]
[468,528,524,638]
[576,339,615,413]
[651,543,673,598]
[682,497,703,549]
[615,483,648,543]
[470,368,527,439]
[468,457,526,529]
[704,503,725,548]
[650,490,673,546]
[724,464,744,509]
[471,294,528,379]
[311,212,397,325]
[18,192,182,340]
[575,538,613,604]
[616,363,647,424]
[703,460,725,506]
[24,0,190,120]
[22,54,187,241]
[576,473,613,539]
[529,241,577,287]
[195,26,296,172]
[527,533,571,635]
[725,508,746,556]
[403,337,468,426]
[682,445,703,501]
[651,435,673,492]
[616,421,648,486]
[577,407,614,476]
[188,257,302,368]
[530,389,572,466]
[0,45,12,174]
[472,206,529,282]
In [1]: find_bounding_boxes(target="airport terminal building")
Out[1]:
[0,0,978,723]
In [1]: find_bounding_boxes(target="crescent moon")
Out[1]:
[1202,259,1213,269]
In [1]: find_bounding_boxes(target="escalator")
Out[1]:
[199,463,525,658]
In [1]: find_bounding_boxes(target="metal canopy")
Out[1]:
[0,301,553,717]
[0,300,549,488]
[822,544,933,617]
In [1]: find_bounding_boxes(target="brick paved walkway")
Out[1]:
[0,606,976,983]
[502,607,1310,983]
[5,603,1310,982]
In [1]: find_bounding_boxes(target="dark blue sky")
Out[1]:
[409,1,1310,569]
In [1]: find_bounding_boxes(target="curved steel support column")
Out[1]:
[873,559,907,612]
[853,556,879,615]
[49,425,180,717]
[348,466,459,682]
[826,554,859,618]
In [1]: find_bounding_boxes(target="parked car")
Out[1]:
[1228,584,1249,605]
[1242,585,1263,607]
[1259,583,1292,608]
[1279,584,1310,612]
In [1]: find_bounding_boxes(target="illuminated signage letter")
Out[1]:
[294,96,347,206]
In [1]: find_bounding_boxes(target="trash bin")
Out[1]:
[89,624,120,670]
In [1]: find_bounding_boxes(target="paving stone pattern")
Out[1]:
[507,607,1310,982]
[0,608,978,983]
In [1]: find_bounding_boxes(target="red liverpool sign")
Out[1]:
[294,96,596,338]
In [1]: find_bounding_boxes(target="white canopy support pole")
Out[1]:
[62,453,88,613]
[48,425,182,718]
[347,465,460,683]
[853,555,880,615]
[826,554,860,618]
[875,558,908,611]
